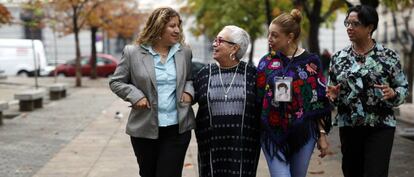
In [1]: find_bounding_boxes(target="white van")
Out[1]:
[0,39,52,76]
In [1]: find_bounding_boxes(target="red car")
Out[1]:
[50,54,119,77]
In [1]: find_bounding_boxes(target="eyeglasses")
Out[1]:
[213,37,236,46]
[344,20,363,28]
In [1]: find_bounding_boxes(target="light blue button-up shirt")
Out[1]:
[142,44,180,127]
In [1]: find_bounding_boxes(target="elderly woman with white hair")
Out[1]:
[193,25,260,177]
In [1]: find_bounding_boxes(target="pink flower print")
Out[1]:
[268,60,282,70]
[267,90,273,97]
[306,63,318,75]
[295,108,303,119]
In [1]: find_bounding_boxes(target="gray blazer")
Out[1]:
[109,44,195,139]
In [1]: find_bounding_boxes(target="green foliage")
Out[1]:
[322,0,346,28]
[20,0,44,29]
[185,0,347,39]
[184,0,266,40]
[185,0,347,55]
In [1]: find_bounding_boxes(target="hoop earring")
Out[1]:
[229,53,236,60]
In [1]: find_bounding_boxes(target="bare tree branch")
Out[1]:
[341,0,353,8]
[321,1,344,22]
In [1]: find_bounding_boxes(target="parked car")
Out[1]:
[50,54,118,77]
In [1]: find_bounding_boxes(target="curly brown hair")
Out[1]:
[136,7,184,45]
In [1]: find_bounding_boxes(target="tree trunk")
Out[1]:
[248,38,255,65]
[265,0,272,26]
[31,30,39,89]
[308,0,322,55]
[106,32,111,54]
[90,26,98,79]
[52,27,58,83]
[360,0,379,8]
[73,7,82,87]
[308,20,321,55]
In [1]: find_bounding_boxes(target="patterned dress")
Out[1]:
[194,61,260,177]
[257,51,331,162]
[328,42,408,127]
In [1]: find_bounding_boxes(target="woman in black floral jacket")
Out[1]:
[327,5,408,177]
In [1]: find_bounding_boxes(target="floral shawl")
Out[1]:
[257,50,331,162]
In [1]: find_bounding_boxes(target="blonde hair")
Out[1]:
[136,7,184,45]
[271,9,302,41]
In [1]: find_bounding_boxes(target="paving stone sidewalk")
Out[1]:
[31,100,414,177]
[0,77,117,177]
[1,77,413,177]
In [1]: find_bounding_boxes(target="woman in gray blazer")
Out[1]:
[109,7,195,177]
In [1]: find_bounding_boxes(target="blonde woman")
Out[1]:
[257,9,331,177]
[109,7,195,177]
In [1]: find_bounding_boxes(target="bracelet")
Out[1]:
[319,129,326,134]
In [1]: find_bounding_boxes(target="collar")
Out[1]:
[140,43,181,58]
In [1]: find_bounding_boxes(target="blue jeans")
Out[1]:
[262,138,316,177]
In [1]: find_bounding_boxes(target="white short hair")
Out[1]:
[223,25,250,59]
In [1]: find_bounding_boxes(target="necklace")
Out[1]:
[352,42,375,63]
[153,48,168,61]
[287,46,299,59]
[218,62,240,101]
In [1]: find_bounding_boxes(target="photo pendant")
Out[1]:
[274,77,293,102]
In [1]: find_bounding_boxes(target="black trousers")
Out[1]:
[130,125,191,177]
[339,126,395,177]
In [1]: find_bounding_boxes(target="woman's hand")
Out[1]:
[317,134,329,158]
[374,84,396,100]
[326,84,341,102]
[181,92,192,103]
[133,98,150,109]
